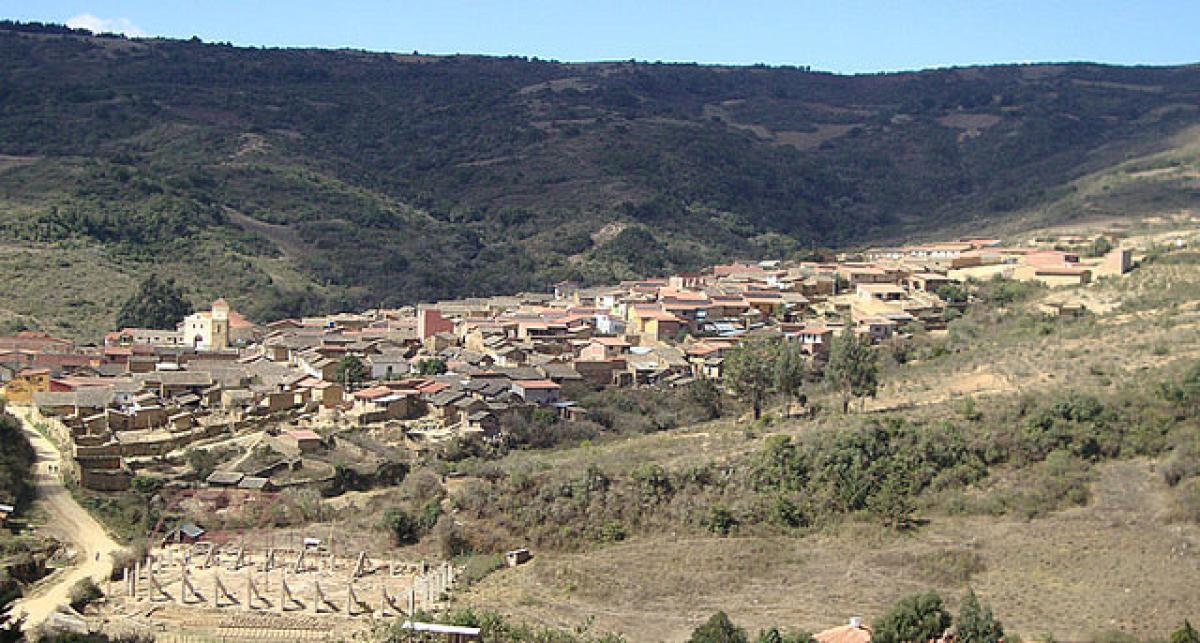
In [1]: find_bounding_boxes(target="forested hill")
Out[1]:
[1,21,1199,335]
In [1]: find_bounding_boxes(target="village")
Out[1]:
[0,226,1155,640]
[0,232,1139,500]
[0,231,1137,496]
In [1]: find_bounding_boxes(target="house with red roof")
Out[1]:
[283,429,323,454]
[511,379,561,405]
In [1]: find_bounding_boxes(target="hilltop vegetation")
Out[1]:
[1,22,1200,336]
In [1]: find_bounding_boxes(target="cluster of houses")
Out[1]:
[0,234,1135,494]
[867,237,1133,287]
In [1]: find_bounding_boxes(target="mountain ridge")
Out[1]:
[1,21,1198,337]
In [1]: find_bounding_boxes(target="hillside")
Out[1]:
[1,21,1200,337]
[377,242,1200,640]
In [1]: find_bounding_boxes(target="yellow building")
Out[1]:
[3,368,51,404]
[629,307,686,341]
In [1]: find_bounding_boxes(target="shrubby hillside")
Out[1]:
[1,21,1199,334]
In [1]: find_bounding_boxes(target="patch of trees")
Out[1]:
[722,333,877,418]
[0,406,35,513]
[825,331,879,413]
[334,355,368,389]
[723,337,808,419]
[447,365,1200,547]
[684,590,1001,643]
[972,275,1043,306]
[115,275,191,330]
[415,358,448,376]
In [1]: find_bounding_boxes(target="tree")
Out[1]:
[130,475,164,497]
[115,275,191,330]
[335,355,369,389]
[825,331,879,413]
[0,584,23,642]
[956,589,1004,643]
[184,448,219,480]
[774,340,808,415]
[1088,236,1115,258]
[724,338,781,419]
[866,470,915,529]
[686,378,723,420]
[873,591,952,643]
[689,611,748,643]
[431,515,471,558]
[381,507,420,545]
[935,283,968,304]
[416,358,448,376]
[1171,621,1200,643]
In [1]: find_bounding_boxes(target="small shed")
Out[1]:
[164,521,206,544]
[284,429,323,454]
[505,547,532,567]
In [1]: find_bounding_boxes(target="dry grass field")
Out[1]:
[456,458,1198,642]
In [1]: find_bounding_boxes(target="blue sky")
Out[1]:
[3,1,1198,73]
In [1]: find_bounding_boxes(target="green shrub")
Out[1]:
[976,276,1042,306]
[704,505,738,536]
[68,577,103,611]
[599,520,627,543]
[1170,620,1200,643]
[768,496,808,529]
[432,515,471,558]
[381,507,420,546]
[873,591,951,643]
[129,475,164,497]
[689,611,748,643]
[957,589,1004,643]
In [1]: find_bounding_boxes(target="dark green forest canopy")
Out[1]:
[2,22,1199,321]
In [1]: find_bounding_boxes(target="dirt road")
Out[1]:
[8,408,123,631]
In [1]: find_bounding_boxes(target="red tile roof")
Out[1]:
[416,381,450,395]
[814,624,872,643]
[353,386,394,400]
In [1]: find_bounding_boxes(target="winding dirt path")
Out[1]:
[8,408,123,631]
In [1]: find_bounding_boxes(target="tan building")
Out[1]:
[1013,264,1092,287]
[3,368,52,404]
